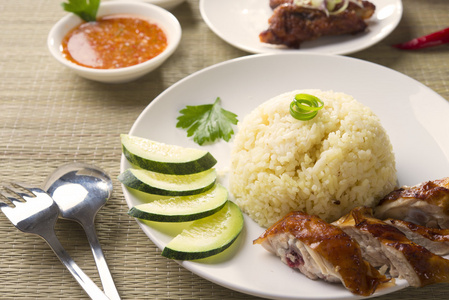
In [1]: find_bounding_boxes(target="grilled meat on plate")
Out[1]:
[254,211,390,296]
[384,218,449,256]
[374,177,449,229]
[260,1,376,48]
[334,206,449,287]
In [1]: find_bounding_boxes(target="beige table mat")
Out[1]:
[0,0,448,299]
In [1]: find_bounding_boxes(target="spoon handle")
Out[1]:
[41,230,110,300]
[84,223,121,300]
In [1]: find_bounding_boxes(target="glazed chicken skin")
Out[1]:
[254,211,390,296]
[335,206,449,287]
[260,1,376,48]
[374,177,449,229]
[385,218,449,256]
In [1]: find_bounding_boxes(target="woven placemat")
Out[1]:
[0,0,448,299]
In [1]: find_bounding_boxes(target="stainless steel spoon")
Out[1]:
[43,163,120,300]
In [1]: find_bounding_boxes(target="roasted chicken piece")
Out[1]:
[260,1,376,48]
[385,218,449,256]
[269,0,293,9]
[374,177,449,229]
[254,211,390,296]
[334,206,449,287]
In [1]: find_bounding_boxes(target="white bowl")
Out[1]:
[47,1,182,83]
[109,0,186,10]
[145,0,185,10]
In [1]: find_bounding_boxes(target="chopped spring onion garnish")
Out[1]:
[293,0,363,15]
[290,93,324,121]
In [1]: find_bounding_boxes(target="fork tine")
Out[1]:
[11,182,42,197]
[0,190,22,206]
[2,184,34,201]
[0,201,8,209]
[14,183,44,196]
[0,201,14,217]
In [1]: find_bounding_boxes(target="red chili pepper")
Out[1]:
[392,27,449,50]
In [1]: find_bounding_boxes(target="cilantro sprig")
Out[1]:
[62,0,100,22]
[177,97,238,146]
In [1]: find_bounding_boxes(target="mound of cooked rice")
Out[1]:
[229,90,397,228]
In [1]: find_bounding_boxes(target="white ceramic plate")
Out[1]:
[199,0,403,54]
[121,53,449,299]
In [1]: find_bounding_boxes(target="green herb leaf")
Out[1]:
[177,97,238,146]
[290,93,324,121]
[61,0,100,22]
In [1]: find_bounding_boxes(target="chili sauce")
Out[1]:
[61,15,167,69]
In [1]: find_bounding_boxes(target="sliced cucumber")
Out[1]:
[118,168,216,196]
[161,201,244,260]
[128,184,228,222]
[121,134,217,175]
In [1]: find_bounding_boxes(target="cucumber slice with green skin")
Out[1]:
[128,184,228,222]
[161,201,244,260]
[121,134,217,175]
[118,168,217,196]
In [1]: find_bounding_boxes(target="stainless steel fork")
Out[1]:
[0,183,109,300]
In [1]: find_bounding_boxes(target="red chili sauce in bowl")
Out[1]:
[61,15,167,69]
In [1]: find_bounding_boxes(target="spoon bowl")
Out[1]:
[43,163,113,222]
[43,163,120,300]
